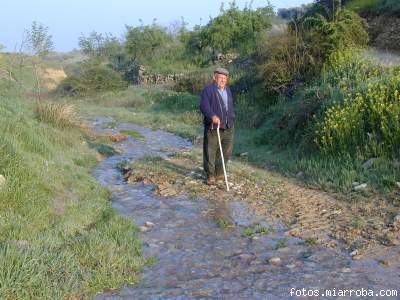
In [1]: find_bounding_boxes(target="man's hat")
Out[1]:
[214,67,229,76]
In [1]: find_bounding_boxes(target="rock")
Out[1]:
[379,259,390,267]
[350,249,359,257]
[396,182,400,188]
[341,267,352,273]
[285,264,296,269]
[362,158,377,169]
[109,134,128,142]
[296,171,304,178]
[352,181,360,187]
[240,152,248,157]
[139,226,148,232]
[393,213,400,227]
[238,253,256,262]
[353,183,368,191]
[0,174,5,188]
[144,221,155,227]
[114,147,124,154]
[157,184,178,197]
[96,153,106,162]
[268,257,281,265]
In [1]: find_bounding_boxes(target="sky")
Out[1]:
[1,0,312,52]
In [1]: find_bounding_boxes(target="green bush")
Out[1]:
[174,71,212,95]
[316,54,400,157]
[57,63,127,96]
[252,48,400,158]
[256,31,312,92]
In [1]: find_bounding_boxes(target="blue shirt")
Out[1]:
[217,87,228,112]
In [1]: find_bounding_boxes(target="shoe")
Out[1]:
[215,176,225,183]
[207,176,215,186]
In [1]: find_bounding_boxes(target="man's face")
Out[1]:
[214,73,228,89]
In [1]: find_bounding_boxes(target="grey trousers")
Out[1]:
[203,125,234,178]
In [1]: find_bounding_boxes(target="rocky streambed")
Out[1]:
[92,116,399,300]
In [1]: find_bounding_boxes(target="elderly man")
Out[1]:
[200,67,235,186]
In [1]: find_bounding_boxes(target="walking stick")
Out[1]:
[217,124,230,191]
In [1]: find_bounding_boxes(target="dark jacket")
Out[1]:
[200,83,235,130]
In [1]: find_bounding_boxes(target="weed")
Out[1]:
[120,129,146,141]
[304,237,319,246]
[274,238,287,249]
[102,121,118,129]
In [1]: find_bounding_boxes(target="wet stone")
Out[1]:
[144,221,155,227]
[269,257,282,265]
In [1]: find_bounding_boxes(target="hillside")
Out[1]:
[346,0,400,51]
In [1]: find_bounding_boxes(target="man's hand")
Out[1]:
[211,115,220,126]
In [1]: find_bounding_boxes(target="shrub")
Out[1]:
[56,63,127,96]
[174,71,212,94]
[35,102,80,128]
[257,30,312,92]
[316,50,400,157]
[152,93,199,113]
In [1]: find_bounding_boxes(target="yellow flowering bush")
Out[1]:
[317,53,400,157]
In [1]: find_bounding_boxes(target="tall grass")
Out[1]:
[35,102,80,128]
[0,90,145,298]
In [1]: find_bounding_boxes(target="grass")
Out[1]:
[304,237,319,246]
[101,121,118,129]
[70,86,202,141]
[273,238,288,250]
[35,102,80,128]
[120,130,146,141]
[0,88,145,298]
[88,141,116,157]
[242,226,275,237]
[217,218,235,229]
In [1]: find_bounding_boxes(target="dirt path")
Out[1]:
[92,116,399,299]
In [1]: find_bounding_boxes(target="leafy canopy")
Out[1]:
[202,1,274,55]
[125,24,172,61]
[25,21,54,57]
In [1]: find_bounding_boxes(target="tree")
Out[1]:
[26,21,54,58]
[25,21,54,99]
[125,24,172,62]
[287,3,368,68]
[202,2,274,56]
[79,31,122,61]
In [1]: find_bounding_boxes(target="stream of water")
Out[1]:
[92,116,399,300]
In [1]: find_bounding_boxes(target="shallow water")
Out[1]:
[92,116,399,300]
